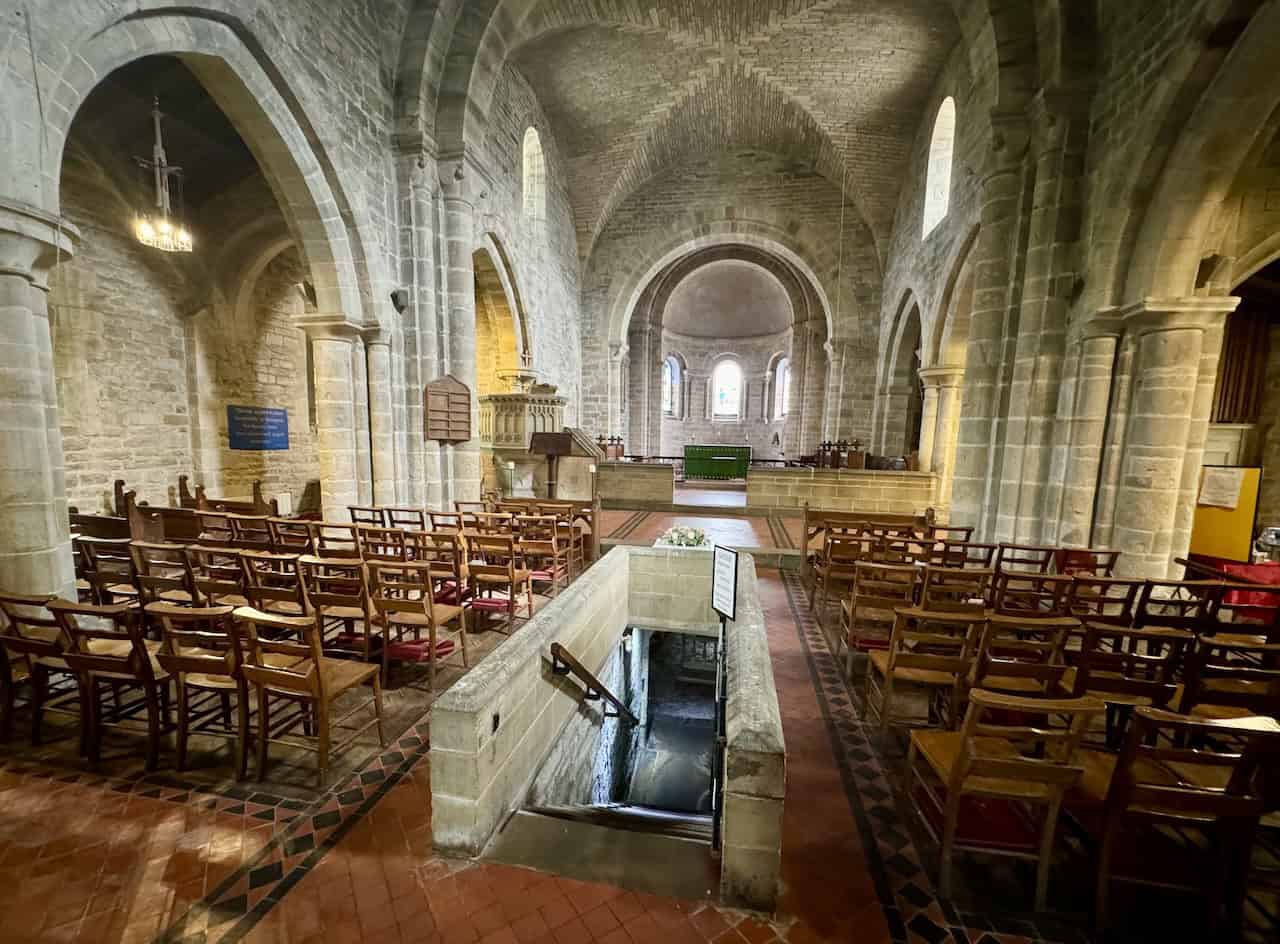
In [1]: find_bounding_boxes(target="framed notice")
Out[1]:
[712,545,738,622]
[227,405,289,451]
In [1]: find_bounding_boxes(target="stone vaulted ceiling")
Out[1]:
[509,0,960,261]
[664,260,793,339]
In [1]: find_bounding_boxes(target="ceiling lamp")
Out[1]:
[133,97,192,253]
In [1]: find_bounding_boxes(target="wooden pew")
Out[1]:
[800,503,940,589]
[125,492,203,543]
[178,475,280,517]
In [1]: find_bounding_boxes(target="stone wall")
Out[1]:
[186,249,320,508]
[746,469,937,517]
[656,329,789,460]
[50,171,194,512]
[598,462,675,505]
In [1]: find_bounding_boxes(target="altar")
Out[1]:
[684,444,751,480]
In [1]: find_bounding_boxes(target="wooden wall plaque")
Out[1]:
[425,375,472,443]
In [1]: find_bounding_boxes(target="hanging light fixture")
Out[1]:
[133,97,192,252]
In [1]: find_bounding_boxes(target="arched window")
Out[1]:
[661,355,681,417]
[522,127,546,221]
[712,360,743,418]
[772,357,791,419]
[922,97,956,237]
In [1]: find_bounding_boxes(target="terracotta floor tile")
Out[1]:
[538,894,578,930]
[580,903,621,938]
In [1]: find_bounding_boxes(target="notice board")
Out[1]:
[227,405,289,451]
[1189,466,1261,563]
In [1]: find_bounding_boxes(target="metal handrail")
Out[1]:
[549,643,639,725]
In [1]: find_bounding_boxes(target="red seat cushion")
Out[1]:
[386,638,456,663]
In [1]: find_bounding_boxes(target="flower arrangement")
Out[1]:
[657,525,709,547]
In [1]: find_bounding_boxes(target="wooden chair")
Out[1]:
[367,561,468,690]
[409,531,469,606]
[428,511,464,534]
[970,613,1078,698]
[184,545,248,607]
[517,515,570,597]
[1133,579,1222,634]
[49,599,171,770]
[239,550,310,617]
[357,525,412,563]
[995,544,1055,575]
[929,541,998,569]
[990,572,1074,617]
[464,511,514,537]
[864,607,986,733]
[298,556,379,664]
[1066,576,1142,628]
[919,566,993,613]
[307,522,362,560]
[906,688,1104,908]
[195,510,236,547]
[1070,709,1280,936]
[539,502,585,578]
[74,536,139,606]
[349,505,387,527]
[466,534,533,633]
[130,541,198,610]
[840,562,918,676]
[1210,582,1280,645]
[809,534,876,614]
[233,606,385,785]
[384,507,428,531]
[1070,622,1194,748]
[1053,547,1120,577]
[930,526,975,543]
[1179,637,1280,721]
[0,592,80,746]
[226,514,273,551]
[455,501,491,516]
[150,603,249,778]
[266,517,312,555]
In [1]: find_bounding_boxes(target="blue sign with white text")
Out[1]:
[227,405,289,451]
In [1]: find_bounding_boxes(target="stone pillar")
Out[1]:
[823,339,850,441]
[0,202,78,597]
[364,330,396,505]
[1110,298,1238,579]
[441,161,482,503]
[952,111,1031,541]
[879,383,914,455]
[919,368,965,517]
[1051,315,1122,546]
[300,317,362,521]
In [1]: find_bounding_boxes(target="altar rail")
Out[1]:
[746,467,937,515]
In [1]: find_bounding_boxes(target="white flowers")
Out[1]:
[658,525,708,547]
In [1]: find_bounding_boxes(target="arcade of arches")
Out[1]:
[3,3,1280,943]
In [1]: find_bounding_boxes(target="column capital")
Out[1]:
[609,341,629,362]
[919,367,965,389]
[1118,296,1240,334]
[1027,85,1090,153]
[1078,308,1126,340]
[0,199,79,288]
[361,326,392,349]
[984,107,1031,176]
[298,315,363,342]
[438,149,493,204]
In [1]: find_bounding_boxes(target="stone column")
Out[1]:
[952,111,1031,540]
[1110,298,1238,579]
[1050,315,1122,546]
[823,339,851,441]
[441,160,483,504]
[608,342,627,439]
[919,368,965,515]
[879,383,914,455]
[0,202,78,597]
[300,317,362,521]
[364,329,396,505]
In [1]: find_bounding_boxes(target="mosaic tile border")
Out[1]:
[780,573,1080,944]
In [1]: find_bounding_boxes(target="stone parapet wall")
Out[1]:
[597,462,675,504]
[430,549,631,857]
[430,546,786,911]
[746,468,937,515]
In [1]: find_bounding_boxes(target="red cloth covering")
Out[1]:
[1220,560,1280,613]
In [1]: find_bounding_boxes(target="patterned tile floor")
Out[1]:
[3,536,1274,944]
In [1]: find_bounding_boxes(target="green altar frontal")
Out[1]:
[684,445,752,480]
